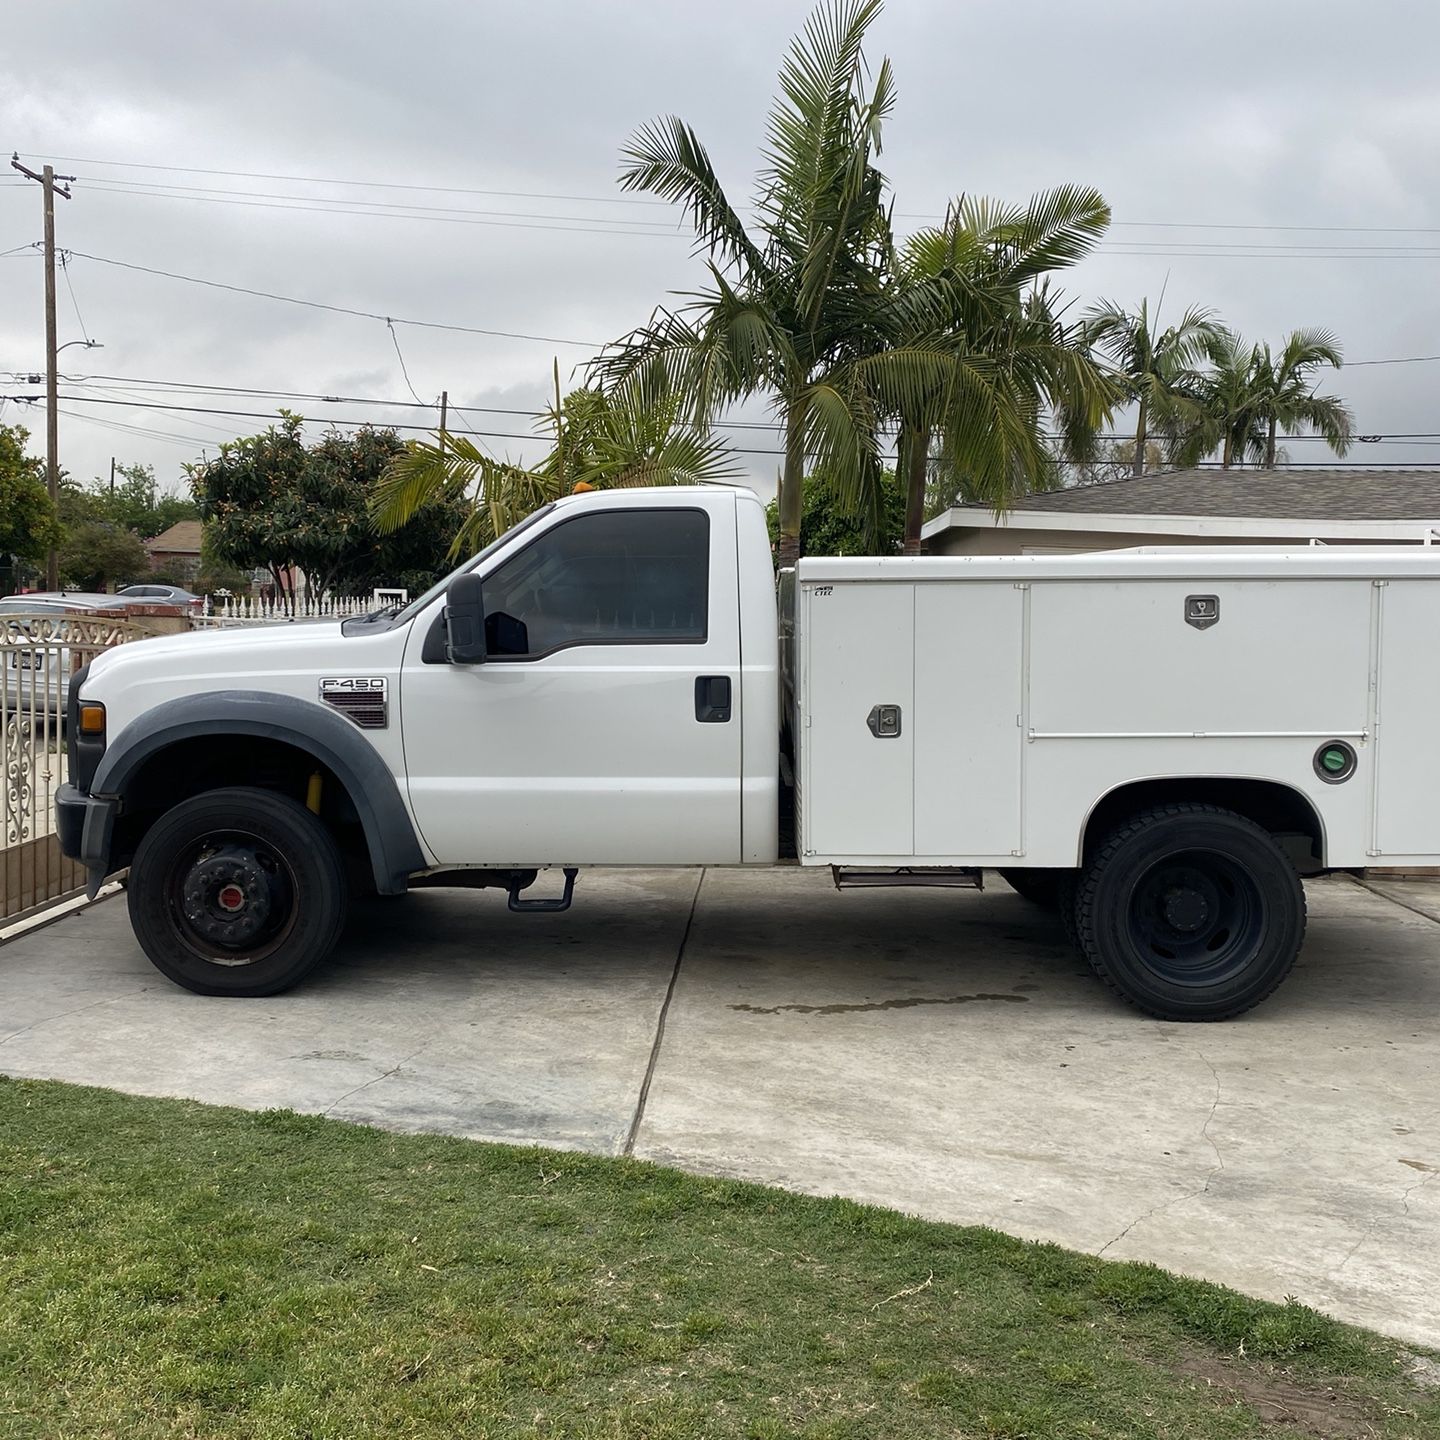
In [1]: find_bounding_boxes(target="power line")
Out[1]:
[28,153,677,207]
[20,393,1440,461]
[57,251,93,344]
[17,371,1439,442]
[55,179,1440,255]
[386,320,427,406]
[62,249,602,348]
[71,174,685,230]
[32,155,1440,236]
[5,392,795,456]
[71,181,692,239]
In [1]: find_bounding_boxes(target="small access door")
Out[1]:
[799,579,914,858]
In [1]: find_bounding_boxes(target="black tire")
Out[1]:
[127,787,349,997]
[1075,804,1305,1021]
[998,868,1065,910]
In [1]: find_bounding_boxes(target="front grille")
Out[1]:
[322,691,387,729]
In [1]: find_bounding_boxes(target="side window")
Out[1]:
[482,509,709,658]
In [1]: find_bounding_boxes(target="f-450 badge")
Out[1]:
[318,676,388,728]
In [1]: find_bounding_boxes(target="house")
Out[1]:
[144,520,203,578]
[922,469,1440,555]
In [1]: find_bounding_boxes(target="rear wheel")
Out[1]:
[1075,804,1305,1021]
[128,787,348,996]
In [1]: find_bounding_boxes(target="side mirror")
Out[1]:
[443,572,487,664]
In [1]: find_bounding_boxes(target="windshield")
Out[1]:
[375,503,560,628]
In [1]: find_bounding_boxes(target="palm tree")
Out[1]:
[1254,329,1352,468]
[594,0,896,567]
[868,191,1117,552]
[372,361,739,557]
[1185,329,1352,470]
[1191,331,1267,469]
[1083,298,1226,475]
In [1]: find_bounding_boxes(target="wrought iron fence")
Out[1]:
[1,613,145,923]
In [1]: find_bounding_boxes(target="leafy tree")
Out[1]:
[596,0,1114,565]
[766,471,903,556]
[873,197,1116,552]
[1252,330,1352,468]
[57,463,198,539]
[372,364,738,555]
[1083,298,1226,475]
[0,424,60,581]
[192,415,466,606]
[594,0,899,568]
[1182,329,1352,471]
[59,522,149,591]
[1061,437,1169,488]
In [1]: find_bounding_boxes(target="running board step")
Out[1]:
[508,867,578,913]
[831,866,983,891]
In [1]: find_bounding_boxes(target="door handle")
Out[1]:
[695,675,732,723]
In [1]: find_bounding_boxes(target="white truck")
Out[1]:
[55,485,1439,1020]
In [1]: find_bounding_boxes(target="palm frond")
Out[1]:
[620,116,766,276]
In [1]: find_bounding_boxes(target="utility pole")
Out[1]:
[439,390,448,456]
[109,456,116,495]
[11,155,74,591]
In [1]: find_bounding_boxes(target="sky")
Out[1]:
[3,0,1440,505]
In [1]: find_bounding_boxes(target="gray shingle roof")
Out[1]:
[954,469,1440,522]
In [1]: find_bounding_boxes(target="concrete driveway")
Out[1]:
[1,867,1437,1351]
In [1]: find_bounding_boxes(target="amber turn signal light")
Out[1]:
[78,704,106,736]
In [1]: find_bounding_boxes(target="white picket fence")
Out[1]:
[197,593,401,627]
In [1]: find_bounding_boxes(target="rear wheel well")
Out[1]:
[112,735,371,884]
[1080,778,1326,871]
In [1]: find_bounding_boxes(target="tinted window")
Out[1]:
[482,509,709,658]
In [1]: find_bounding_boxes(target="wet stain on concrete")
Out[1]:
[730,993,1031,1016]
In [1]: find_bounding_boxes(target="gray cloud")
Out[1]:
[3,0,1438,498]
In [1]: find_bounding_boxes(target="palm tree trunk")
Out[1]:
[901,422,930,556]
[776,397,807,569]
[1221,433,1233,470]
[1132,396,1148,476]
[1265,417,1277,469]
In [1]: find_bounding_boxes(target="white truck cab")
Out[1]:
[56,485,1440,1020]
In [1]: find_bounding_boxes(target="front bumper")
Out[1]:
[55,783,118,898]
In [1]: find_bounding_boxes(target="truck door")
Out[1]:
[399,494,742,867]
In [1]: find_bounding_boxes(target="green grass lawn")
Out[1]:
[0,1078,1436,1439]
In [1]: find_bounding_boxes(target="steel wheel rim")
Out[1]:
[166,827,300,967]
[1125,847,1266,986]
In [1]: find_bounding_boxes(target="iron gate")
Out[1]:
[1,613,144,923]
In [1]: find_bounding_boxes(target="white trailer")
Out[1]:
[54,487,1440,1019]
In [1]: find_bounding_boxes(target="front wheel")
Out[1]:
[128,787,349,996]
[1075,804,1305,1021]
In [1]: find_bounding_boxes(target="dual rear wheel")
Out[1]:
[1002,804,1306,1020]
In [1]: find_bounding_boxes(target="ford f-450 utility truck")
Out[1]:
[55,485,1438,1019]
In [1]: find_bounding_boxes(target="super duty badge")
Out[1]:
[319,676,388,728]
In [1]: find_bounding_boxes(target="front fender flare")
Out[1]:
[92,691,427,894]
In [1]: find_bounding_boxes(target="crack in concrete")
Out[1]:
[732,993,1029,1016]
[0,990,147,1051]
[321,1038,436,1118]
[1329,1167,1439,1278]
[1098,1049,1223,1259]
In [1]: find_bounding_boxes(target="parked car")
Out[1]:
[118,583,203,610]
[0,592,149,614]
[0,593,149,716]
